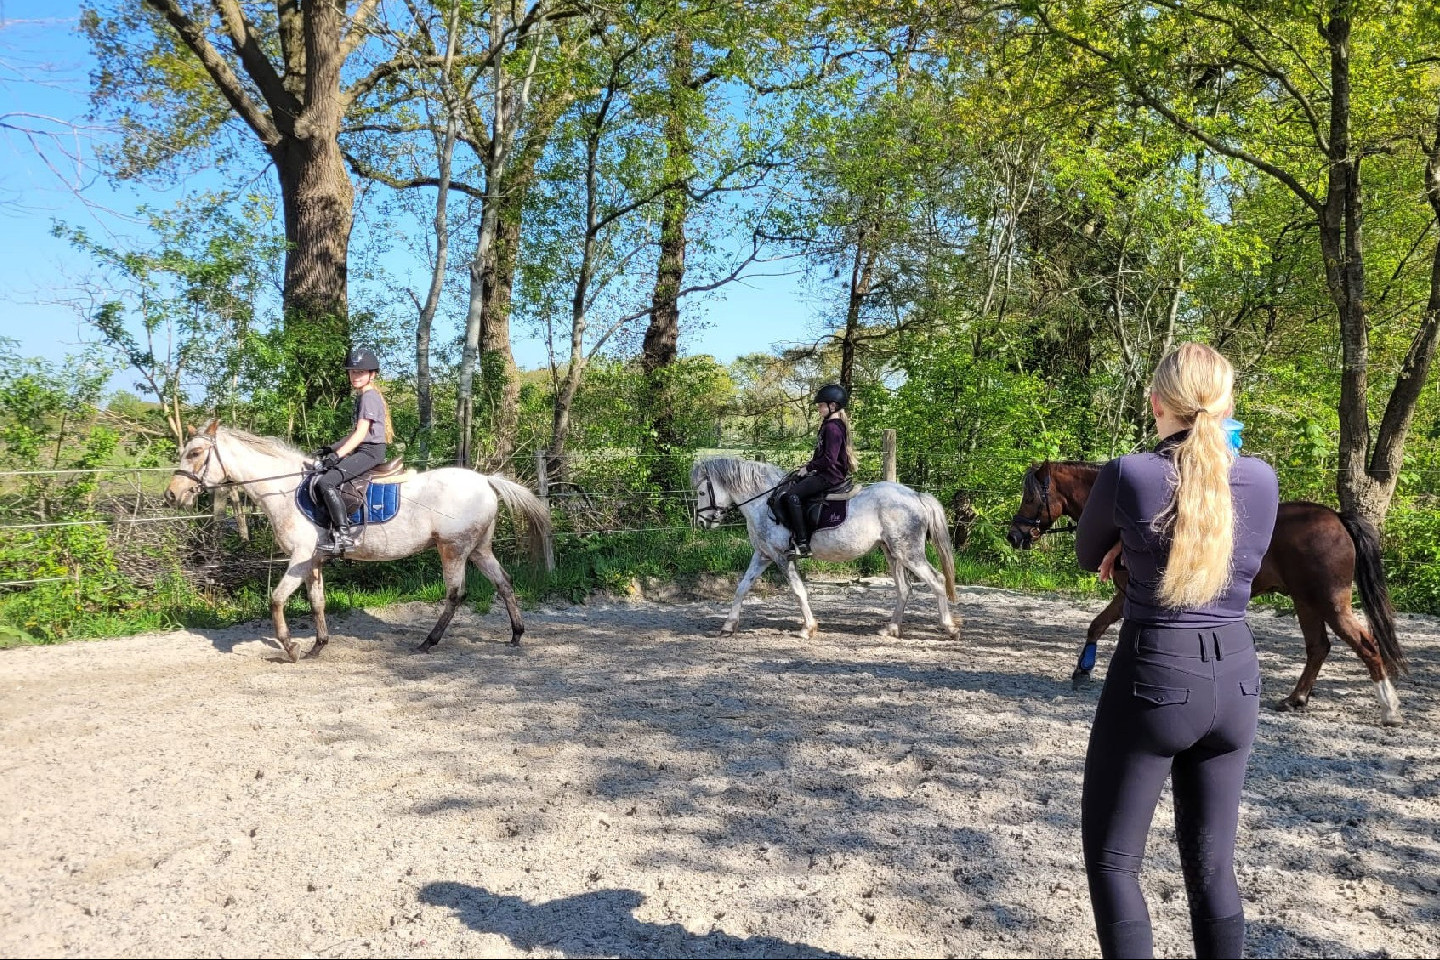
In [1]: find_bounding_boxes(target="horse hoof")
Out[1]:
[303,642,326,659]
[509,636,521,647]
[1071,670,1093,691]
[879,625,900,638]
[716,625,736,637]
[1382,713,1404,728]
[799,626,818,641]
[1273,697,1305,713]
[280,640,298,663]
[946,623,962,641]
[414,641,436,654]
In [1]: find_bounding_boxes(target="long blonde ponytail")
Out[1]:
[835,408,860,474]
[1151,343,1237,608]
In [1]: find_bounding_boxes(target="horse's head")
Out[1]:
[164,420,224,507]
[1007,461,1059,549]
[691,460,730,529]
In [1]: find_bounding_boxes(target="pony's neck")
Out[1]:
[1053,462,1102,520]
[213,432,306,522]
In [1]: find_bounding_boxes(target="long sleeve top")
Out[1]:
[803,417,849,485]
[1075,431,1279,627]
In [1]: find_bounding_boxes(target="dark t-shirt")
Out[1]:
[804,418,849,485]
[1075,432,1279,627]
[353,388,389,447]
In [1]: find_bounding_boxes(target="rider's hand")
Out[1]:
[1098,540,1123,582]
[311,445,334,461]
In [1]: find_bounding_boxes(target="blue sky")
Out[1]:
[0,3,822,385]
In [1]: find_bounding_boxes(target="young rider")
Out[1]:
[779,383,858,558]
[311,347,392,553]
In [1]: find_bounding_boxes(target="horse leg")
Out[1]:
[1276,603,1330,714]
[778,557,819,640]
[719,551,771,636]
[1074,592,1123,690]
[880,543,910,639]
[418,542,469,653]
[1330,605,1403,727]
[471,546,525,646]
[897,543,959,641]
[302,564,329,659]
[269,556,312,663]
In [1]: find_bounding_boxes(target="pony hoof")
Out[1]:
[1273,697,1305,713]
[1382,713,1404,728]
[879,625,900,638]
[414,641,436,654]
[279,640,298,663]
[509,636,521,647]
[303,641,327,659]
[799,626,818,641]
[1071,670,1093,691]
[716,625,736,637]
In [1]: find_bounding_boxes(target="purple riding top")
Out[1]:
[1075,431,1279,628]
[803,417,849,486]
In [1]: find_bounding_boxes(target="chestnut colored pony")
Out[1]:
[1007,460,1408,727]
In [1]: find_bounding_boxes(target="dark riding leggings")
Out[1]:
[1083,619,1261,959]
[779,474,834,544]
[314,443,386,526]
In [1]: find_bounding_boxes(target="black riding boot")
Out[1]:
[780,494,810,558]
[319,484,357,554]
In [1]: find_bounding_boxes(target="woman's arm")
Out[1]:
[1076,459,1122,572]
[334,420,372,458]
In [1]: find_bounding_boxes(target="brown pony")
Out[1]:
[1007,461,1408,726]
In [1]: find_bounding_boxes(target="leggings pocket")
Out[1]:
[1239,674,1262,697]
[1133,681,1190,706]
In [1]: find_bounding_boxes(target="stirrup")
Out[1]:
[786,541,811,560]
[318,529,357,555]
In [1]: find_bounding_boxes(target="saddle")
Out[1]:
[298,456,414,528]
[768,477,864,538]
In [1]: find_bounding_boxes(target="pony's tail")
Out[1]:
[487,475,554,571]
[1340,511,1408,678]
[921,492,958,602]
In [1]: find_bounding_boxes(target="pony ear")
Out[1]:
[203,419,219,437]
[185,423,198,438]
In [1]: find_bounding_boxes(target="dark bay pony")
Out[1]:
[1007,461,1409,726]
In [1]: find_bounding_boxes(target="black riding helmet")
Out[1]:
[814,383,848,409]
[345,347,380,372]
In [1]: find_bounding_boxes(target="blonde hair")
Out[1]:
[833,407,860,474]
[1150,343,1236,608]
[361,379,395,444]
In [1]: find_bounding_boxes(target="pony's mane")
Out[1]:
[692,457,785,497]
[1023,459,1102,499]
[220,427,305,461]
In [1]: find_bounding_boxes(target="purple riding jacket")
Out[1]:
[803,417,849,485]
[1075,432,1279,628]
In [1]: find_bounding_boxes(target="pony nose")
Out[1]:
[1006,528,1023,549]
[163,488,176,506]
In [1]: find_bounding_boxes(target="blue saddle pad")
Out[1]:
[297,476,403,526]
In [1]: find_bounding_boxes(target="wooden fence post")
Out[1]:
[882,429,897,482]
[535,449,556,572]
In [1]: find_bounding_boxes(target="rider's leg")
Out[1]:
[781,474,832,556]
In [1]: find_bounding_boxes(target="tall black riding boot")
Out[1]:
[780,494,810,557]
[319,484,356,553]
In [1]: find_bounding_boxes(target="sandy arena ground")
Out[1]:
[2,577,1438,958]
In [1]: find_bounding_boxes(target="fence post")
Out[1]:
[882,429,897,482]
[535,449,556,571]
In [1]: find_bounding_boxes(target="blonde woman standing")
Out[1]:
[1075,343,1279,959]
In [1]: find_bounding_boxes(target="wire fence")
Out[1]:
[2,442,1438,592]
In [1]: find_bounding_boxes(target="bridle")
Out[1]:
[696,469,728,525]
[172,434,226,491]
[695,465,787,526]
[1010,467,1075,539]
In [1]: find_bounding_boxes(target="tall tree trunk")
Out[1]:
[478,201,523,468]
[839,221,878,392]
[640,29,694,490]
